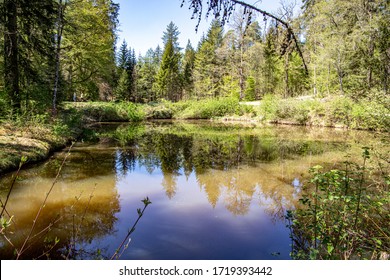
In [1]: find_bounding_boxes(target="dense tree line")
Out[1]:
[0,0,388,117]
[0,0,119,116]
[114,0,388,104]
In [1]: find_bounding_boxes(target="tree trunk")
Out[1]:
[336,51,344,95]
[239,44,244,100]
[4,0,20,115]
[53,0,65,116]
[284,54,289,98]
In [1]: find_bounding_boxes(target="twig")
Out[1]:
[0,156,27,218]
[110,197,151,260]
[16,143,74,259]
[66,186,96,259]
[23,190,84,259]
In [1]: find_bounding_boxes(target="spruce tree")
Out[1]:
[193,19,224,98]
[154,22,182,101]
[182,40,196,99]
[118,40,129,70]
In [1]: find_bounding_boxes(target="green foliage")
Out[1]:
[0,91,10,120]
[287,148,390,259]
[182,40,196,99]
[175,97,244,119]
[122,102,145,122]
[62,0,118,101]
[153,22,182,102]
[257,95,389,131]
[328,96,353,125]
[114,69,131,101]
[258,94,280,120]
[144,104,173,119]
[136,48,160,103]
[66,102,145,122]
[193,19,224,99]
[244,76,256,101]
[304,0,389,96]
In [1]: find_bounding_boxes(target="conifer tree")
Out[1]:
[182,40,196,99]
[193,19,224,98]
[1,0,57,114]
[154,22,182,101]
[118,40,129,70]
[137,48,159,102]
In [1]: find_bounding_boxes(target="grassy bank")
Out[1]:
[257,94,390,132]
[0,113,82,174]
[62,94,389,132]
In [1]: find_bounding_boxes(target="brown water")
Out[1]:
[0,121,386,259]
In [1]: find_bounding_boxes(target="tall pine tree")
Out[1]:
[153,22,182,101]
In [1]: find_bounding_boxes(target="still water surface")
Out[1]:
[0,121,385,259]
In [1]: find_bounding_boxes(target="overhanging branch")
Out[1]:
[182,0,309,75]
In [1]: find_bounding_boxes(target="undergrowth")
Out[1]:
[286,147,390,260]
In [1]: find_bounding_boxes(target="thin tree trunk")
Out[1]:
[284,54,289,98]
[53,0,65,116]
[239,44,244,100]
[336,52,344,95]
[4,0,20,115]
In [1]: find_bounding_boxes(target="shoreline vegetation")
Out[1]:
[0,95,389,175]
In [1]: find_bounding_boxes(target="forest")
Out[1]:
[0,0,389,261]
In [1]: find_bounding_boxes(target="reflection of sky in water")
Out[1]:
[109,156,293,260]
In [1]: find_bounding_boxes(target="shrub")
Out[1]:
[258,94,280,120]
[328,96,353,126]
[175,97,243,119]
[144,105,173,119]
[287,148,390,260]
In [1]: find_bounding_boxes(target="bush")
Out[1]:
[144,101,174,119]
[65,102,145,122]
[122,102,145,122]
[328,96,353,126]
[175,97,243,119]
[287,148,390,259]
[258,94,280,120]
[350,99,389,132]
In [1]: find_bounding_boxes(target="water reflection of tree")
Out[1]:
[218,170,257,215]
[36,149,118,181]
[197,168,294,218]
[162,172,178,199]
[0,158,121,260]
[0,191,120,259]
[112,122,346,212]
[116,149,137,176]
[197,170,221,207]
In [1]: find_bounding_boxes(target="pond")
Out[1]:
[0,121,386,259]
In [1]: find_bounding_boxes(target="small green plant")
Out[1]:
[287,147,390,259]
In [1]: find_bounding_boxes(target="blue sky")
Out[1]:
[115,0,296,56]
